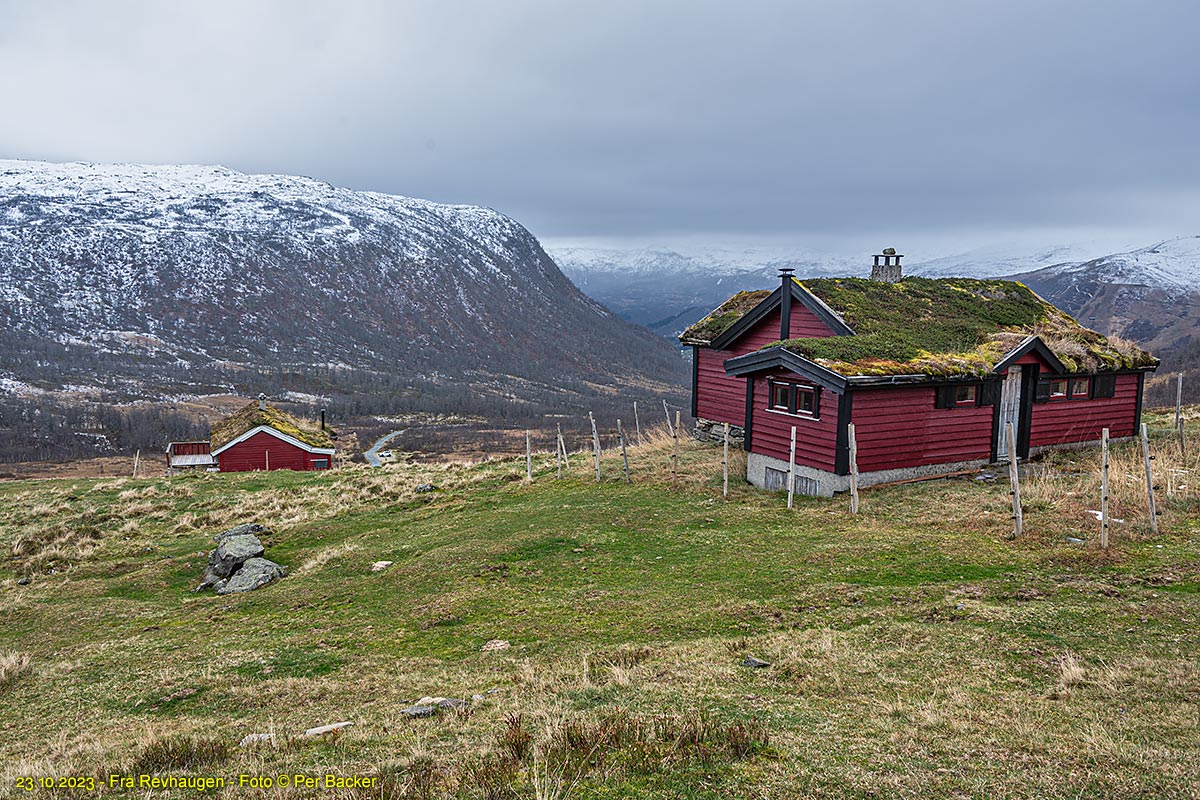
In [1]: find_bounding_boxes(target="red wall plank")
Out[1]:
[218,431,314,472]
[1028,373,1139,446]
[694,299,838,425]
[851,386,993,472]
[747,368,840,470]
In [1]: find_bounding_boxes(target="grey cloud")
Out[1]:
[1,0,1197,244]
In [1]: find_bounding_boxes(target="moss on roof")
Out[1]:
[210,401,334,450]
[772,277,1156,377]
[679,289,772,344]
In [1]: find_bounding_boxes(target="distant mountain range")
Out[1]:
[552,236,1200,404]
[0,160,686,430]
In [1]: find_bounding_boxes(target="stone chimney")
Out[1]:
[258,393,267,411]
[870,248,903,282]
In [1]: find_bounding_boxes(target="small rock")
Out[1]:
[742,656,771,669]
[481,639,511,652]
[486,687,501,695]
[437,698,468,709]
[471,694,485,702]
[215,523,267,543]
[371,561,394,572]
[304,721,353,737]
[1066,536,1086,544]
[239,733,276,748]
[215,558,286,595]
[415,483,436,493]
[401,705,437,718]
[17,577,31,586]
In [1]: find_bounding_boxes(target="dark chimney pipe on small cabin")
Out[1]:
[779,267,795,340]
[870,248,903,282]
[320,408,326,430]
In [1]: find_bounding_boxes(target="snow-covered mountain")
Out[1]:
[1010,236,1200,297]
[906,238,1154,280]
[0,160,684,403]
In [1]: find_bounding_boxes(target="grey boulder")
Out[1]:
[215,523,267,542]
[209,534,265,579]
[215,558,287,595]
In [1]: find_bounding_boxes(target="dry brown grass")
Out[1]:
[0,652,32,692]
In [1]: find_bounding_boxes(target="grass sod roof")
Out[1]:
[210,401,334,451]
[773,277,1156,378]
[679,289,772,344]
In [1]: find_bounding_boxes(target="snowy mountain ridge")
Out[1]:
[0,159,681,403]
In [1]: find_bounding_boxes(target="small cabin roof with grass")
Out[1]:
[686,275,1156,380]
[210,399,334,452]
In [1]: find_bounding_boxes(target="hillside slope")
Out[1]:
[0,412,1196,797]
[0,161,685,404]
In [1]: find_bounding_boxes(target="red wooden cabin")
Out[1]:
[681,253,1157,496]
[209,398,335,473]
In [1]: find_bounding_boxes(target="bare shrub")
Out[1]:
[0,652,33,691]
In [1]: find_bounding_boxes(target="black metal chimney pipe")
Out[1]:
[320,408,326,430]
[779,268,795,341]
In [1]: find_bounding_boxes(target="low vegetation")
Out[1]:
[778,277,1158,377]
[0,410,1197,798]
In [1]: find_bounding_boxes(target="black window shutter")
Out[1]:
[1092,373,1117,399]
[1034,379,1052,404]
[787,384,798,414]
[812,388,821,418]
[978,381,998,407]
[766,378,774,407]
[935,386,956,409]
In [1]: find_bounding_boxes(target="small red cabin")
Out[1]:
[165,440,214,474]
[209,399,335,473]
[681,253,1158,496]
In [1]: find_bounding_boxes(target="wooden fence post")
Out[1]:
[132,449,140,478]
[589,412,601,483]
[1176,372,1184,429]
[787,426,797,509]
[265,450,270,472]
[722,422,730,498]
[672,411,681,479]
[1006,422,1022,538]
[556,425,563,480]
[557,423,569,467]
[1180,419,1188,460]
[1100,427,1110,550]
[525,430,532,482]
[848,423,859,515]
[617,419,630,484]
[634,401,642,447]
[1141,422,1158,535]
[663,400,674,436]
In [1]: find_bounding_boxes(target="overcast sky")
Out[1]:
[1,0,1196,254]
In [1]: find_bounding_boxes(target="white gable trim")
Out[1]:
[211,425,336,457]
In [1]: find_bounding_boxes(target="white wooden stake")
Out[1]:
[132,449,140,478]
[1180,419,1188,460]
[617,419,630,484]
[722,422,730,498]
[589,412,601,483]
[1006,422,1022,538]
[265,450,270,472]
[557,423,569,467]
[1141,422,1158,535]
[672,411,681,479]
[1101,427,1110,550]
[663,400,674,436]
[633,401,642,447]
[556,426,563,480]
[525,430,532,482]
[787,426,797,509]
[848,422,859,515]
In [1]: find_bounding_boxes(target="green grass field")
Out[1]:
[1,412,1198,799]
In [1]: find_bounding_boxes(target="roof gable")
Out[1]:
[680,280,854,348]
[211,425,336,457]
[210,400,334,451]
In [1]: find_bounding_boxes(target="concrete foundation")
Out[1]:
[693,418,745,446]
[746,451,990,498]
